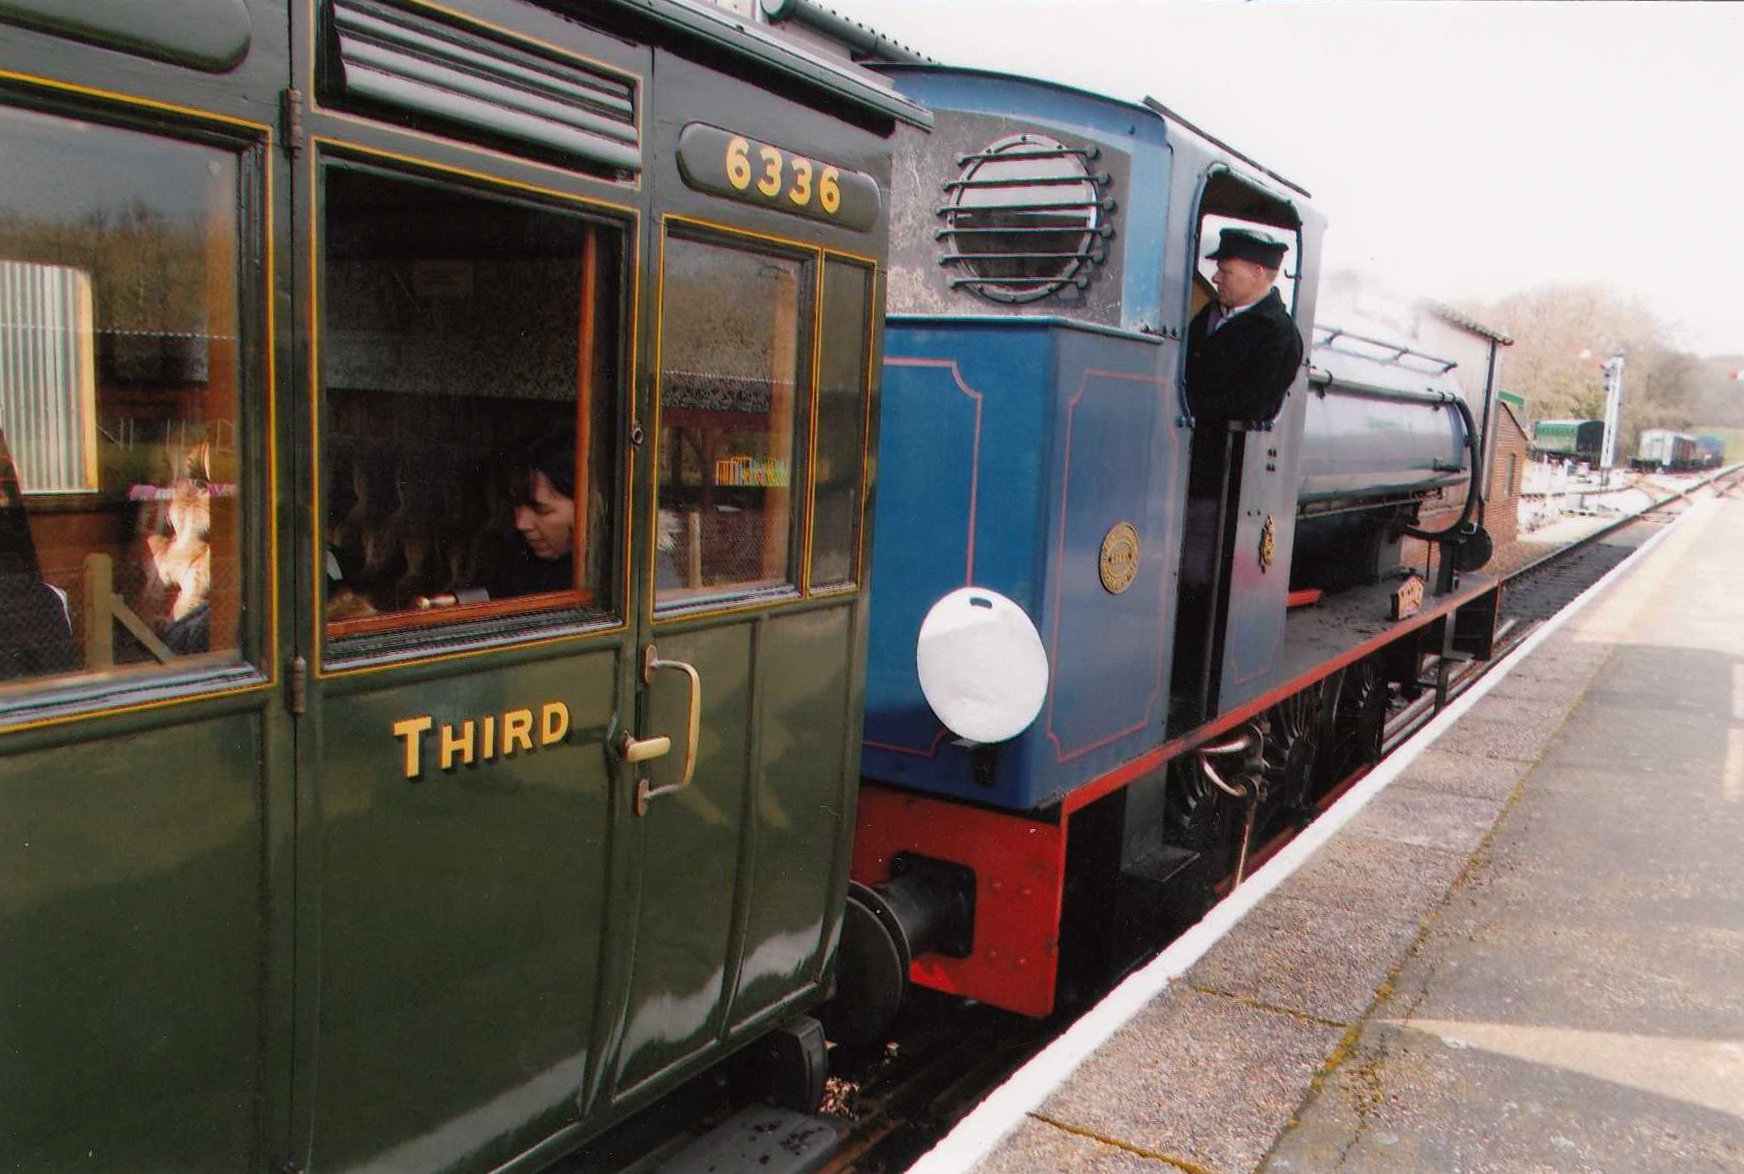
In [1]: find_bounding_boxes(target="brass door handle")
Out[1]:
[619,732,672,764]
[635,643,701,815]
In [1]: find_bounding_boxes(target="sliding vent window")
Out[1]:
[321,167,620,640]
[809,259,873,588]
[0,106,252,689]
[656,236,806,605]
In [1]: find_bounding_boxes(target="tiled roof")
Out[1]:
[1425,301,1513,346]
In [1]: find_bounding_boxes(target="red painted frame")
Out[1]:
[851,784,1066,1018]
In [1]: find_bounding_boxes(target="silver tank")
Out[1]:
[1298,332,1472,516]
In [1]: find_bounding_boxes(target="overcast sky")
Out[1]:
[828,0,1744,356]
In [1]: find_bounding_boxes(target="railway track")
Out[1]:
[1448,466,1740,695]
[819,465,1744,1174]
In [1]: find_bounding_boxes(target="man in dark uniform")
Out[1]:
[1171,228,1304,724]
[1185,228,1303,423]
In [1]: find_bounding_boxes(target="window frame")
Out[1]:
[0,90,275,720]
[313,151,633,663]
[651,220,822,614]
[803,253,876,593]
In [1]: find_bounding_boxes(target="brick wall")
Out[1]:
[1485,403,1530,548]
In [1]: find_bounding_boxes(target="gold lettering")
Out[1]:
[503,708,535,755]
[481,714,496,761]
[540,701,570,746]
[725,136,751,190]
[440,720,476,770]
[757,144,782,197]
[392,715,434,779]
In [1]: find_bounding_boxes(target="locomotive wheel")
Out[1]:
[1163,742,1249,906]
[1259,683,1326,828]
[1321,661,1387,788]
[1164,750,1234,857]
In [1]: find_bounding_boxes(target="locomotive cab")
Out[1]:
[1168,170,1312,732]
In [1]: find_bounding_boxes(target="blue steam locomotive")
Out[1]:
[834,65,1499,1032]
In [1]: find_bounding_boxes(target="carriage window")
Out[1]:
[320,166,620,640]
[0,105,251,690]
[809,259,873,587]
[655,235,806,605]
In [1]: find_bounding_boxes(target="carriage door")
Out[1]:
[289,3,651,1166]
[610,209,875,1094]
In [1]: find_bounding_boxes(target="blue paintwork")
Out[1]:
[862,320,1186,810]
[861,65,1456,808]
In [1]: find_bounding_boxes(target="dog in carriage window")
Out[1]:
[139,441,214,655]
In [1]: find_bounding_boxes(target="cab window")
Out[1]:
[1193,212,1300,318]
[0,104,254,691]
[319,163,622,646]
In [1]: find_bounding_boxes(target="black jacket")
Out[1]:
[1184,288,1304,424]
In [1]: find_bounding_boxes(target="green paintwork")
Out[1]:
[611,605,858,1095]
[615,622,755,1093]
[307,650,620,1171]
[0,0,252,72]
[729,606,856,1026]
[0,2,895,1170]
[0,713,268,1171]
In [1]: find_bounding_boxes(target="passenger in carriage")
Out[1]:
[139,447,215,655]
[1184,227,1303,424]
[497,428,579,598]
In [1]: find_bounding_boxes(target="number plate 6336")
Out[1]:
[676,123,881,231]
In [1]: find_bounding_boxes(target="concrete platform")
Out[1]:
[938,490,1744,1173]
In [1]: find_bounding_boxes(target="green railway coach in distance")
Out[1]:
[0,1,924,1170]
[1529,418,1603,463]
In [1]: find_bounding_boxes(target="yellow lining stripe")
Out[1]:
[0,68,270,132]
[0,680,274,736]
[647,220,881,622]
[853,265,881,586]
[263,140,281,685]
[822,247,882,591]
[310,135,638,215]
[800,257,826,592]
[648,215,825,627]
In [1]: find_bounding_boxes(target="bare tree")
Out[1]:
[1461,283,1710,454]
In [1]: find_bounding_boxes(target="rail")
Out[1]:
[1507,462,1741,583]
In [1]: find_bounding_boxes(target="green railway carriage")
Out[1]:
[0,2,922,1170]
[1529,418,1602,462]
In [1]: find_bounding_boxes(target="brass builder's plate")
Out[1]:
[1100,521,1140,594]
